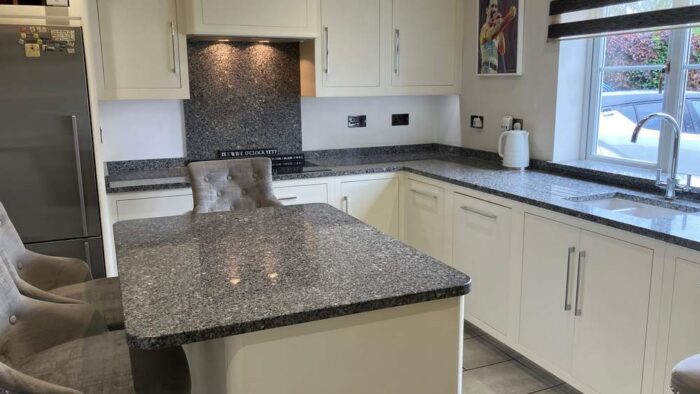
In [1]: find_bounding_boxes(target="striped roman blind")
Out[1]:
[548,0,700,40]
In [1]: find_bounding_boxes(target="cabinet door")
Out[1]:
[193,0,317,37]
[97,0,188,99]
[273,183,328,206]
[573,231,653,394]
[391,0,457,87]
[664,258,700,393]
[452,193,511,335]
[321,0,381,88]
[520,214,579,373]
[340,178,399,237]
[116,194,193,221]
[404,179,444,260]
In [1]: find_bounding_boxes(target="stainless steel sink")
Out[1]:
[565,193,700,219]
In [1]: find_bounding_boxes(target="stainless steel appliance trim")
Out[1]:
[71,115,89,237]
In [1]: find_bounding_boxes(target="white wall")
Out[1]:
[101,95,461,160]
[99,100,186,161]
[302,95,462,151]
[460,0,561,161]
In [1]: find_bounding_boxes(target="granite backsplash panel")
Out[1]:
[184,41,302,161]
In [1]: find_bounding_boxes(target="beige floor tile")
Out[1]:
[463,336,512,370]
[462,360,561,394]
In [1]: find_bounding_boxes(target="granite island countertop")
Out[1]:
[113,203,471,350]
[107,152,700,251]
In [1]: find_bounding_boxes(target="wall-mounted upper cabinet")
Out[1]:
[301,0,463,97]
[390,0,460,93]
[183,0,319,38]
[93,0,190,100]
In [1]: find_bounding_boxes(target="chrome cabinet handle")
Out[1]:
[460,205,497,220]
[564,246,575,311]
[394,28,400,75]
[323,26,329,74]
[279,196,298,201]
[83,241,92,267]
[170,21,177,73]
[410,189,438,199]
[343,196,349,213]
[574,251,585,317]
[71,115,88,237]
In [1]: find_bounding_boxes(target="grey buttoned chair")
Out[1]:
[0,254,191,394]
[672,355,700,393]
[187,157,283,214]
[0,201,124,331]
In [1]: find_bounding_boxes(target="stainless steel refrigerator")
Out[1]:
[0,24,104,278]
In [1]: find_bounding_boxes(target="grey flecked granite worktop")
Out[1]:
[114,203,471,350]
[107,151,700,251]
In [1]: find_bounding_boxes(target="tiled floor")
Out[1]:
[462,322,581,394]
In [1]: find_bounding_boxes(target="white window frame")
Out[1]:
[583,26,694,173]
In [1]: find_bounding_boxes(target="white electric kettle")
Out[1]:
[498,129,530,169]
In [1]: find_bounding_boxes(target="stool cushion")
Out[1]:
[50,277,125,331]
[672,355,700,393]
[18,330,190,394]
[188,158,282,214]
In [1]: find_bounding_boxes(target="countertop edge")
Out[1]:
[125,283,470,350]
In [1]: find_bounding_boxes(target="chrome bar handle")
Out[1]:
[343,196,349,214]
[460,206,497,220]
[394,28,400,75]
[656,168,663,187]
[323,26,329,74]
[71,115,88,238]
[574,250,585,317]
[564,246,575,311]
[410,189,438,199]
[170,21,177,73]
[278,196,298,202]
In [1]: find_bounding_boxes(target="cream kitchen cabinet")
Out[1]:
[301,0,383,97]
[339,176,400,237]
[94,0,190,100]
[520,214,654,394]
[184,0,319,38]
[452,192,511,336]
[301,0,463,96]
[403,178,445,261]
[273,182,329,206]
[390,0,462,94]
[656,249,700,394]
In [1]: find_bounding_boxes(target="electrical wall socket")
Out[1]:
[348,115,367,128]
[470,116,484,129]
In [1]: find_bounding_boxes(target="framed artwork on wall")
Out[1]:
[477,0,523,76]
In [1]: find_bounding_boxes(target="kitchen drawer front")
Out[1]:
[116,194,194,221]
[274,183,328,206]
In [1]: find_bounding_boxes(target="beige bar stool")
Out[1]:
[187,157,282,214]
[672,355,700,394]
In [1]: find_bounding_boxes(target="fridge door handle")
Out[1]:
[71,115,88,237]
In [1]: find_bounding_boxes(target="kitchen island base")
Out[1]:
[183,297,464,394]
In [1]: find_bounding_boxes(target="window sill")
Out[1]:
[537,159,700,196]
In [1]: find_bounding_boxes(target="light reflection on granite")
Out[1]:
[114,204,471,350]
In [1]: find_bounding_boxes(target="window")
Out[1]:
[586,1,700,175]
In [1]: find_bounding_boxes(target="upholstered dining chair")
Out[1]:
[0,201,124,331]
[672,355,700,393]
[0,255,191,394]
[187,157,283,214]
